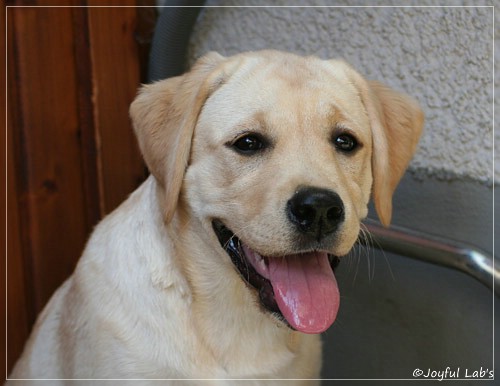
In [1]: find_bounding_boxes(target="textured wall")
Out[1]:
[188,3,494,184]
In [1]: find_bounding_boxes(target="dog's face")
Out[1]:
[131,51,424,335]
[188,54,372,256]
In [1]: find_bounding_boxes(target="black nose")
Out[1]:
[287,187,344,239]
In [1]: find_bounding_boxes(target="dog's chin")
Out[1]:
[211,220,341,333]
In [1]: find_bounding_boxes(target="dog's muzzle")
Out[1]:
[212,219,342,334]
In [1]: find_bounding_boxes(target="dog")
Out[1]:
[8,50,423,384]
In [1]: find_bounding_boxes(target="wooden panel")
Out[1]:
[9,5,89,316]
[73,7,104,231]
[4,4,31,377]
[6,68,30,376]
[87,3,147,214]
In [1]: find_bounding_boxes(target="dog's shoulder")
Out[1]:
[77,175,191,300]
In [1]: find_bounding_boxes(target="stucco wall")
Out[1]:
[188,3,494,184]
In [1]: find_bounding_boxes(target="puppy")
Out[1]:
[8,50,423,384]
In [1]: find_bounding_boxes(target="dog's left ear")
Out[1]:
[345,65,424,226]
[367,81,424,226]
[130,52,231,222]
[365,80,424,226]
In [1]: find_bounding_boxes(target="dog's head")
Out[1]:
[130,51,424,334]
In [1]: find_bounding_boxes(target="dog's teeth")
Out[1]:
[258,257,267,271]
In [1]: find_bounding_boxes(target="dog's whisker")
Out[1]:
[352,248,361,286]
[342,246,356,280]
[352,224,372,284]
[360,223,395,282]
[379,246,395,282]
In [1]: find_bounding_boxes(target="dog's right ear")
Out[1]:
[130,52,229,222]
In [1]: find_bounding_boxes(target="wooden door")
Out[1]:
[5,1,156,374]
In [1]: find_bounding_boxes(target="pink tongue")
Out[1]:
[268,252,340,334]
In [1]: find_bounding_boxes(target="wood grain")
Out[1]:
[87,3,148,214]
[10,4,89,320]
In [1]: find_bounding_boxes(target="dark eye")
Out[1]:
[232,134,266,155]
[334,133,358,152]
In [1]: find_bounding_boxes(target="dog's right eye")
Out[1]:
[231,134,267,155]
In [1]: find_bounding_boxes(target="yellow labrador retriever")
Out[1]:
[9,50,423,384]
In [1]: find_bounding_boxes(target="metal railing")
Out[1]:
[359,218,499,297]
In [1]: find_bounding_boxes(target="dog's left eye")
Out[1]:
[333,134,358,152]
[232,134,267,155]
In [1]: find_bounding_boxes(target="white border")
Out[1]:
[5,3,496,383]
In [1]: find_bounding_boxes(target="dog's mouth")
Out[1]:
[212,220,341,334]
